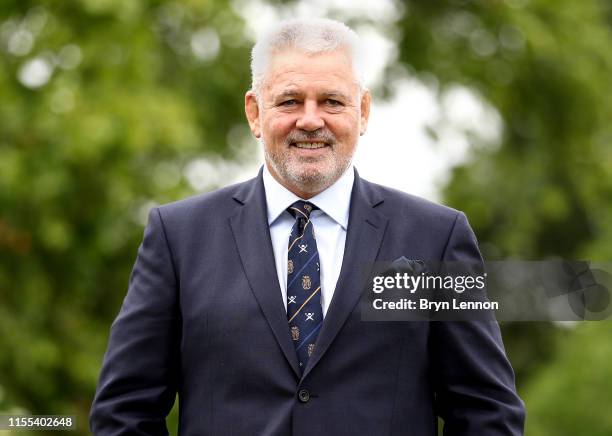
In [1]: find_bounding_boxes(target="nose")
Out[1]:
[295,100,325,131]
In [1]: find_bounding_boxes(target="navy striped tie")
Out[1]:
[286,200,323,372]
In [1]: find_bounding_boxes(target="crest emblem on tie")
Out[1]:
[302,275,312,290]
[307,343,316,356]
[288,259,294,274]
[304,204,312,213]
[291,326,300,341]
[305,312,315,321]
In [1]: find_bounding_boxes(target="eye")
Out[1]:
[326,99,344,107]
[279,99,298,107]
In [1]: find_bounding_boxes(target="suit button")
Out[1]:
[298,389,310,403]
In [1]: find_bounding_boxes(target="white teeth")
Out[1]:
[294,142,326,149]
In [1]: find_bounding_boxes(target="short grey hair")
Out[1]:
[250,18,365,95]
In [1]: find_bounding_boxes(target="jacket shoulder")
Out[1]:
[154,176,255,224]
[363,179,461,224]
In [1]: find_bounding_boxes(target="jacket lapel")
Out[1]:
[229,170,301,378]
[303,171,388,378]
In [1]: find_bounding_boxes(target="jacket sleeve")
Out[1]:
[90,207,180,435]
[431,212,526,435]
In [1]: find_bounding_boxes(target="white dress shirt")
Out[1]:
[262,164,354,318]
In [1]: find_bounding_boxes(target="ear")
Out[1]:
[359,89,371,136]
[245,90,261,138]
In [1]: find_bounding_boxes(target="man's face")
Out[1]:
[245,48,370,198]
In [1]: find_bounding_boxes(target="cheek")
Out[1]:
[329,117,361,156]
[264,117,295,141]
[330,117,359,140]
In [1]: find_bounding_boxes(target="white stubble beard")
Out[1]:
[262,137,355,195]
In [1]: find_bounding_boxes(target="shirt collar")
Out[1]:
[262,164,354,229]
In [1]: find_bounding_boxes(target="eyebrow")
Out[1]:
[274,90,350,100]
[276,90,301,99]
[321,91,350,100]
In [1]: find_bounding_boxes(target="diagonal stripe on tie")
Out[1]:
[296,321,323,350]
[289,207,309,219]
[288,219,312,251]
[287,286,321,323]
[287,253,318,288]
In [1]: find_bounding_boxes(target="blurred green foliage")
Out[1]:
[1,0,611,435]
[523,322,612,436]
[1,0,251,433]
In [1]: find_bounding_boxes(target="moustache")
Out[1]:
[285,129,336,145]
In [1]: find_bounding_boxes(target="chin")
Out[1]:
[289,167,336,193]
[266,150,350,194]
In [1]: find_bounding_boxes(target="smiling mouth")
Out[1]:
[291,142,328,149]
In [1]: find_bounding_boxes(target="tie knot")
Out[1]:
[288,201,318,219]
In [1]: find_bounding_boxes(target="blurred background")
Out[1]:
[1,0,611,434]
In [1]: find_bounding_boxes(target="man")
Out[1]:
[91,18,525,435]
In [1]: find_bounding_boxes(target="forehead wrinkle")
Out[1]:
[270,70,354,90]
[278,88,302,97]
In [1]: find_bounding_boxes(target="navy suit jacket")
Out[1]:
[90,169,525,435]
